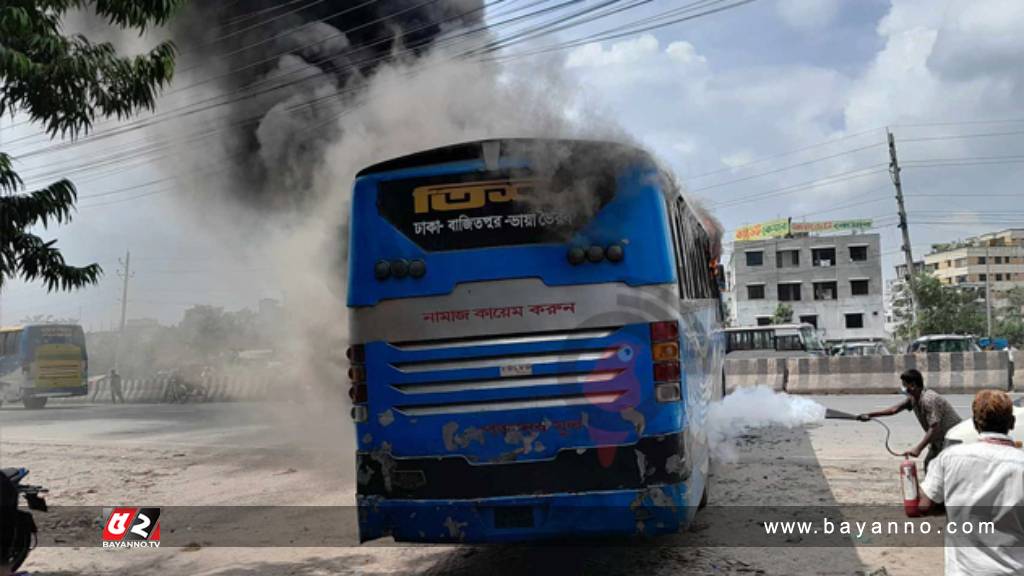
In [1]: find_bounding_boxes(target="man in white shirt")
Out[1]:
[918,389,1024,575]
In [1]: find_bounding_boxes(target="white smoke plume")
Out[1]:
[708,386,826,463]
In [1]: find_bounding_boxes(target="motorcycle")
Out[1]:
[1,468,47,575]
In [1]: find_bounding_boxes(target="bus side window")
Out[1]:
[777,335,802,351]
[666,197,686,297]
[673,197,720,301]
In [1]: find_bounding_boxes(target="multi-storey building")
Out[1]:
[729,233,885,342]
[924,228,1024,298]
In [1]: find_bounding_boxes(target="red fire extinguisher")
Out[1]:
[900,456,920,517]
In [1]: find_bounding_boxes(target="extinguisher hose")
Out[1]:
[870,418,902,457]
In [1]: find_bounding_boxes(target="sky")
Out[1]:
[3,0,1023,330]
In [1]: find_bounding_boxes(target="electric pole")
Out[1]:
[115,250,133,369]
[888,129,919,333]
[985,244,992,339]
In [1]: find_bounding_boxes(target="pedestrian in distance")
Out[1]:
[109,368,124,404]
[857,369,962,472]
[916,389,1024,576]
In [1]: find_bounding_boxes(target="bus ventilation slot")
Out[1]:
[394,391,624,416]
[393,370,622,394]
[389,327,619,351]
[392,348,617,374]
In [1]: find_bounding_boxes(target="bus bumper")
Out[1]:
[357,484,697,543]
[24,386,88,398]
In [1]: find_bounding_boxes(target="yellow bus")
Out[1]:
[0,324,88,409]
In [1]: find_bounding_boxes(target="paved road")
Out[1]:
[7,392,1017,575]
[0,400,354,453]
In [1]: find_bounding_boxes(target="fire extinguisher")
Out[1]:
[900,456,920,517]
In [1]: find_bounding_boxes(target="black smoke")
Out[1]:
[173,0,487,210]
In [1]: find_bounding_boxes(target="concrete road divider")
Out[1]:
[784,351,1011,395]
[901,351,1011,394]
[724,358,787,393]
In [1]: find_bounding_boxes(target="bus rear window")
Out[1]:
[377,170,615,251]
[24,325,85,354]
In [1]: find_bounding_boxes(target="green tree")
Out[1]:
[1,1,184,292]
[772,303,793,324]
[894,273,986,341]
[995,286,1024,347]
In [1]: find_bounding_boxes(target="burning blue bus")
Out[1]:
[346,139,724,543]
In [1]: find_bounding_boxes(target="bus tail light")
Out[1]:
[348,365,366,383]
[349,383,368,403]
[652,342,679,361]
[655,382,681,402]
[351,405,368,423]
[347,344,368,418]
[650,321,678,342]
[653,361,680,383]
[346,345,365,363]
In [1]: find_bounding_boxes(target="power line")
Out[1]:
[899,128,1024,143]
[684,127,884,181]
[10,0,759,210]
[688,143,882,193]
[11,0,725,200]
[708,165,889,208]
[4,0,551,162]
[892,117,1024,128]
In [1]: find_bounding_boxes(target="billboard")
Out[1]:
[734,218,873,241]
[791,219,872,235]
[734,218,791,241]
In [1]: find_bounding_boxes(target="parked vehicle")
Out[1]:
[833,342,888,356]
[945,397,1024,448]
[906,334,981,354]
[724,323,826,359]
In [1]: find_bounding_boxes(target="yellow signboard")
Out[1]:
[734,218,790,241]
[412,179,535,214]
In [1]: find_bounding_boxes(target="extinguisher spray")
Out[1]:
[899,456,920,517]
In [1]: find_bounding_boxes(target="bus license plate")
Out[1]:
[500,364,532,377]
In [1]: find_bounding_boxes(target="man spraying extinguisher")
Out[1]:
[857,369,962,473]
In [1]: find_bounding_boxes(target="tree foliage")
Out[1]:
[996,286,1024,347]
[772,303,793,325]
[1,0,184,292]
[893,273,987,342]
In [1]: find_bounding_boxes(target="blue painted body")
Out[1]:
[357,484,699,543]
[347,142,723,543]
[348,161,676,307]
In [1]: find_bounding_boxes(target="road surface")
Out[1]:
[3,393,1016,575]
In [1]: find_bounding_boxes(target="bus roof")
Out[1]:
[724,323,815,332]
[356,138,654,178]
[1,323,82,332]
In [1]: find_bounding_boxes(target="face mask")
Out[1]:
[900,385,910,396]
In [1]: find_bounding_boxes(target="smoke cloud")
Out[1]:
[708,386,826,463]
[171,0,491,210]
[132,1,631,457]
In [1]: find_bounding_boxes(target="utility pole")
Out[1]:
[888,129,919,333]
[115,250,133,369]
[985,244,992,339]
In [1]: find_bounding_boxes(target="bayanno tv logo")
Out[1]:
[102,507,161,548]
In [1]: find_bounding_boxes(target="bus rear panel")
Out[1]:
[1,324,88,406]
[346,139,722,543]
